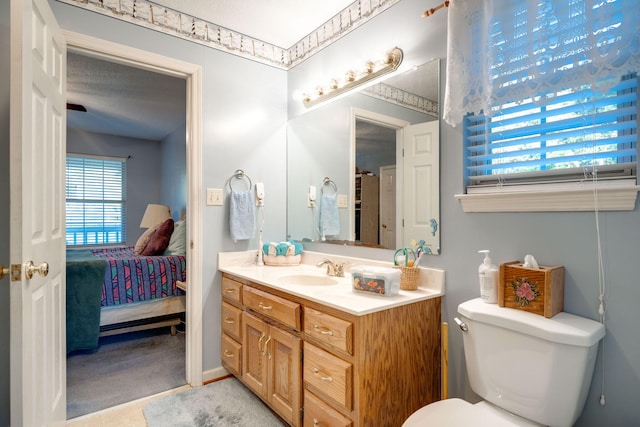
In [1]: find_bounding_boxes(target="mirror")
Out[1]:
[287,58,440,254]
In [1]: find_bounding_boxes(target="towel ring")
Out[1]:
[228,169,252,191]
[321,177,338,195]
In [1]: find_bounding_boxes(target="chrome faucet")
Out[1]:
[317,259,346,277]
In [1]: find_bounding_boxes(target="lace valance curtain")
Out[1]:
[443,0,640,127]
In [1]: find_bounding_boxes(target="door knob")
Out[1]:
[25,260,49,279]
[0,264,9,281]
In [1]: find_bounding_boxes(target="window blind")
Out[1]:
[66,156,127,246]
[465,75,637,189]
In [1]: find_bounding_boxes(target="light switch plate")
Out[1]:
[337,194,348,208]
[206,188,223,206]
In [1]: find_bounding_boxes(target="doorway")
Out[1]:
[64,30,203,416]
[351,108,409,248]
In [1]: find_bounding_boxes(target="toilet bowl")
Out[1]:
[403,398,542,427]
[402,298,605,427]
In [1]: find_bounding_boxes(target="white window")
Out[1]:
[464,74,637,190]
[446,0,639,212]
[66,155,127,246]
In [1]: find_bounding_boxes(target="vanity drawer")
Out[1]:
[222,302,242,341]
[303,390,352,427]
[222,276,243,304]
[221,333,242,376]
[243,286,301,331]
[303,342,353,411]
[304,307,353,355]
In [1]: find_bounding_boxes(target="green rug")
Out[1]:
[143,378,285,427]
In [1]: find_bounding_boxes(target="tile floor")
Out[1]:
[66,385,191,426]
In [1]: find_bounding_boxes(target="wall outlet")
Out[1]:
[206,188,223,206]
[337,194,348,208]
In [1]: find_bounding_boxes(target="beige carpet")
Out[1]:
[67,327,186,419]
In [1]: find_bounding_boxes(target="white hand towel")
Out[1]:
[230,189,255,241]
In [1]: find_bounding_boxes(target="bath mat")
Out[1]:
[143,377,285,427]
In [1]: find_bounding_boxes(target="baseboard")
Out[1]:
[202,366,230,384]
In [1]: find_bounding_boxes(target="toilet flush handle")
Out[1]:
[454,317,468,332]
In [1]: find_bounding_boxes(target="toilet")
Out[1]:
[404,298,605,427]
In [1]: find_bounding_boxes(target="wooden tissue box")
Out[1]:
[499,261,565,318]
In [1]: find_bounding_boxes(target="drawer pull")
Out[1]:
[258,333,266,352]
[223,350,235,358]
[313,368,333,382]
[258,302,273,310]
[313,419,327,427]
[313,324,334,336]
[224,289,236,294]
[224,317,235,324]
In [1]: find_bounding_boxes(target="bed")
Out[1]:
[66,246,186,353]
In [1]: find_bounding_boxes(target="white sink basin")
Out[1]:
[279,274,339,286]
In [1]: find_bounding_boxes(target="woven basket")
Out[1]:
[396,266,420,290]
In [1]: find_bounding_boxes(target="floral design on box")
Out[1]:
[353,276,386,294]
[511,277,541,306]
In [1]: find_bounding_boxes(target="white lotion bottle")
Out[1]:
[478,250,499,303]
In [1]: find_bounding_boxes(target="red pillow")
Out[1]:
[141,218,174,256]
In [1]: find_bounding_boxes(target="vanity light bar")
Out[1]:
[302,47,404,108]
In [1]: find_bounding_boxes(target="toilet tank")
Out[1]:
[457,298,605,427]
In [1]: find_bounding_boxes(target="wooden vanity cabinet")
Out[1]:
[220,276,244,377]
[242,311,302,426]
[221,273,441,427]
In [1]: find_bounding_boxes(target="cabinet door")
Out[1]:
[242,312,268,397]
[267,326,302,427]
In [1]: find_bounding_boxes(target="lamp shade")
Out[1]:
[140,204,172,228]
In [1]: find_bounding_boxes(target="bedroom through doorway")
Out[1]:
[64,32,203,420]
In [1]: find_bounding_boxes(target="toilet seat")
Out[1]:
[402,398,543,427]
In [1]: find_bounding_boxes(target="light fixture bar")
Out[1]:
[302,47,404,108]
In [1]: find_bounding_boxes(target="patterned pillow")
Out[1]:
[134,222,162,254]
[141,218,175,256]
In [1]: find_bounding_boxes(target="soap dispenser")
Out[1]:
[478,250,499,303]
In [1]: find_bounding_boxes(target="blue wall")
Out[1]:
[2,0,637,425]
[161,123,188,222]
[48,0,289,395]
[67,128,167,246]
[290,1,640,425]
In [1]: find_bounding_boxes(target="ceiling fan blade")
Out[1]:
[66,103,87,112]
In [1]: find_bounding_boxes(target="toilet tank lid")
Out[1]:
[458,298,605,347]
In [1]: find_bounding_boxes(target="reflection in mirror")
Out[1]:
[287,58,441,255]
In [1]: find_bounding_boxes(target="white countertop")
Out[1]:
[218,251,445,316]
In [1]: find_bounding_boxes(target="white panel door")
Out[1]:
[402,121,439,253]
[379,165,396,249]
[10,0,67,425]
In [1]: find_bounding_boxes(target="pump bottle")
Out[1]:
[478,250,499,303]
